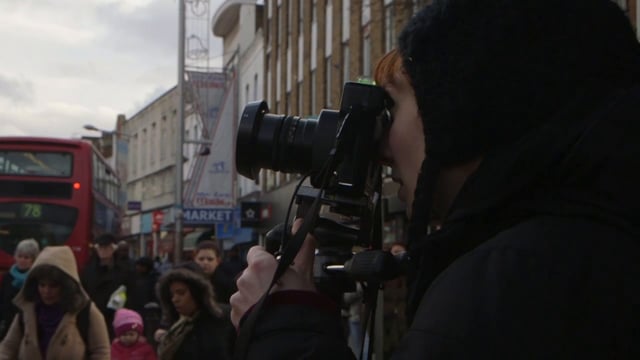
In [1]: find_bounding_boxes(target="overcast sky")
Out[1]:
[0,0,224,138]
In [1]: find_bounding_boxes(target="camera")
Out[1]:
[236,81,391,205]
[236,81,395,298]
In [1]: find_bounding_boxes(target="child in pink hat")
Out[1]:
[111,308,157,360]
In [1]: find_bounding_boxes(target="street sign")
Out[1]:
[241,202,271,227]
[183,208,234,225]
[127,201,142,211]
[152,210,164,226]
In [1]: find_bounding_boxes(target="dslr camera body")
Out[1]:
[236,81,396,298]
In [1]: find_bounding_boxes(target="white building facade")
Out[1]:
[212,0,265,199]
[120,87,180,256]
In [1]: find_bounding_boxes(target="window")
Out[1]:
[297,81,303,114]
[131,133,138,177]
[288,0,292,47]
[385,4,395,52]
[160,117,167,161]
[254,73,259,100]
[170,112,176,160]
[343,43,350,83]
[150,122,156,166]
[277,4,282,46]
[141,128,147,171]
[299,0,304,33]
[266,54,272,103]
[343,0,350,41]
[311,70,317,114]
[285,92,290,113]
[245,84,250,105]
[326,0,333,56]
[326,56,332,107]
[266,169,276,190]
[363,36,371,77]
[0,203,77,255]
[362,0,371,25]
[0,151,72,177]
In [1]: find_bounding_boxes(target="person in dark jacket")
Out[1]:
[0,238,40,340]
[129,256,160,312]
[81,233,137,341]
[193,240,239,304]
[156,262,235,360]
[230,0,640,359]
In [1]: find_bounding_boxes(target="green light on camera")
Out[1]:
[356,77,376,85]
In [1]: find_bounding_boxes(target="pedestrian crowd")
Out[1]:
[0,234,243,359]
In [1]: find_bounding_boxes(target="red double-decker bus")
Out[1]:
[0,137,122,273]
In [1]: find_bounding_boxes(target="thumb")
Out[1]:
[290,218,317,276]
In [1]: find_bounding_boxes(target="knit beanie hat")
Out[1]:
[397,0,640,238]
[113,308,144,337]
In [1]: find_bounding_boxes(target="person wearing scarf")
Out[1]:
[156,262,235,360]
[0,239,40,340]
[0,246,110,359]
[35,301,65,356]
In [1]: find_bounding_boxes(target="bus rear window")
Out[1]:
[0,151,72,177]
[0,203,78,255]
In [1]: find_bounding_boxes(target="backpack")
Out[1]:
[18,301,91,346]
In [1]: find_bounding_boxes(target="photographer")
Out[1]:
[231,0,640,358]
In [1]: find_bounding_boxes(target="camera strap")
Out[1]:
[234,187,324,360]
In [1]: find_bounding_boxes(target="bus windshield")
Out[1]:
[0,151,73,177]
[0,202,78,256]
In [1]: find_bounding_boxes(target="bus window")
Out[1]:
[0,202,78,255]
[0,151,72,177]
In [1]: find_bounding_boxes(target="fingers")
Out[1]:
[246,245,267,263]
[290,218,317,279]
[230,292,243,328]
[231,245,278,329]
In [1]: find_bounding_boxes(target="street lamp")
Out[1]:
[83,124,131,140]
[83,124,100,132]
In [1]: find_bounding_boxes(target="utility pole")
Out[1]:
[174,0,185,263]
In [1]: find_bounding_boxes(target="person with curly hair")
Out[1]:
[156,263,235,360]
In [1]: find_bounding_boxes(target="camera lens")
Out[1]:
[236,101,339,181]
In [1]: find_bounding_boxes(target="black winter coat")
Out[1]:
[80,257,137,340]
[0,272,21,339]
[173,311,235,360]
[237,86,640,359]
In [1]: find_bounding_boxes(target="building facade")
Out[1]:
[120,88,177,256]
[212,0,265,200]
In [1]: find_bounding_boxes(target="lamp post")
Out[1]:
[175,0,186,264]
[174,0,213,263]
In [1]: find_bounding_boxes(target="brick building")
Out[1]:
[244,0,640,234]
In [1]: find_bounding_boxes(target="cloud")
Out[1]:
[0,100,118,138]
[128,85,176,116]
[95,1,181,59]
[0,74,35,104]
[0,1,100,46]
[0,0,227,139]
[0,123,29,137]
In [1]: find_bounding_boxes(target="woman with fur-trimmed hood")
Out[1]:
[0,246,110,359]
[156,262,235,360]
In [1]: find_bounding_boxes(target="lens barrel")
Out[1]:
[236,101,338,181]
